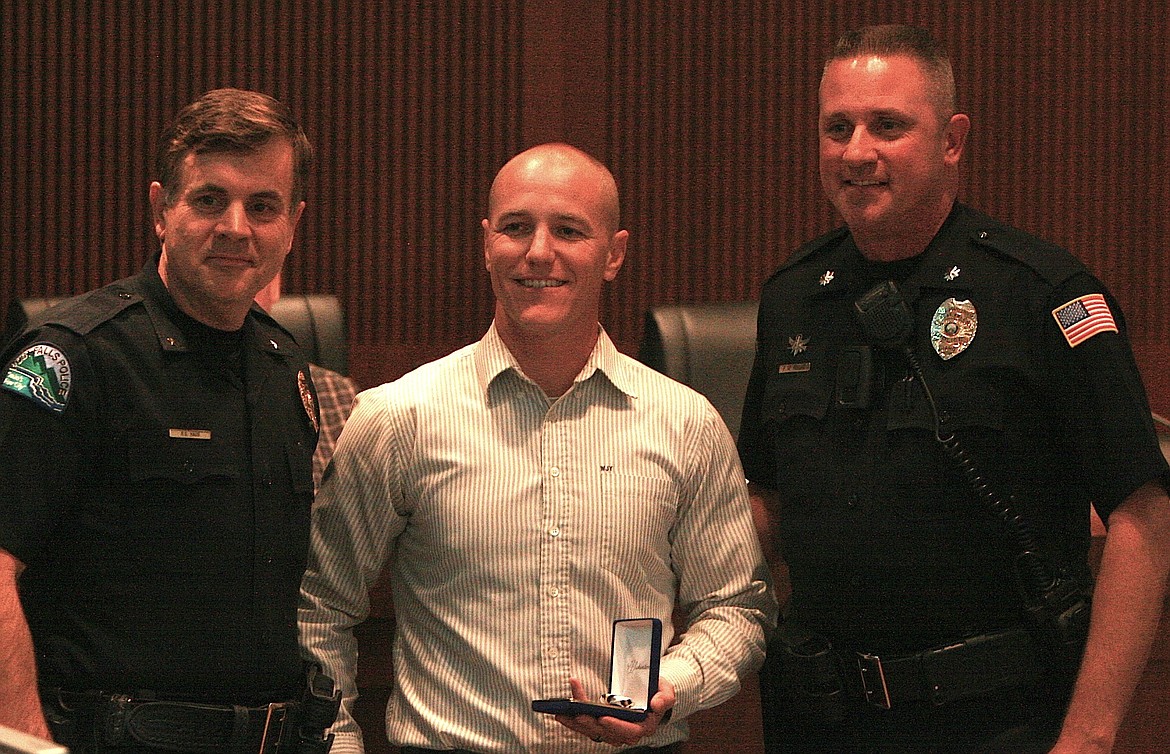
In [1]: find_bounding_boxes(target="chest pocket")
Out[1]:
[124,431,244,484]
[94,430,250,573]
[760,337,833,433]
[599,472,678,583]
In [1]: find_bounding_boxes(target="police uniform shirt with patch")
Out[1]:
[738,203,1169,651]
[0,259,319,703]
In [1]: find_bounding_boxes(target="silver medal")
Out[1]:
[930,298,977,360]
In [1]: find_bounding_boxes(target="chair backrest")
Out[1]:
[637,300,759,438]
[269,294,348,375]
[4,293,349,375]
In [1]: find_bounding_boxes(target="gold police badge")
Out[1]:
[930,298,977,360]
[298,370,319,433]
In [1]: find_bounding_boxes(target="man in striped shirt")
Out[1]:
[298,143,777,753]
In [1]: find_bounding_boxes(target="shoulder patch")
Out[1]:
[1052,293,1118,348]
[2,343,73,413]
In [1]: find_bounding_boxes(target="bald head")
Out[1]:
[488,143,621,234]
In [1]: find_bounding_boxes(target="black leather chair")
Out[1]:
[4,293,349,375]
[637,300,759,439]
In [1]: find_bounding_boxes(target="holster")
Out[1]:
[293,665,341,754]
[765,625,849,727]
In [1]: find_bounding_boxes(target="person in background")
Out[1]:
[0,88,337,752]
[298,143,777,753]
[739,24,1170,753]
[256,272,358,492]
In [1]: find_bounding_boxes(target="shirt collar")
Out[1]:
[473,322,639,400]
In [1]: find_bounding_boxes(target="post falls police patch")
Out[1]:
[2,344,73,413]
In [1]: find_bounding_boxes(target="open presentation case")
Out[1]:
[532,617,663,723]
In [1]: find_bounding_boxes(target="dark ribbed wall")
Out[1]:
[2,0,1168,388]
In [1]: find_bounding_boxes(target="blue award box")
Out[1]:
[532,617,663,723]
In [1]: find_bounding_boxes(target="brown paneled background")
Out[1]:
[3,1,1169,751]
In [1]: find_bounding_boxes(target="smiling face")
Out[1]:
[149,138,304,330]
[482,146,627,349]
[819,54,968,258]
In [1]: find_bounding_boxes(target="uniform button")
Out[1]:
[549,527,561,537]
[848,494,860,508]
[549,466,561,478]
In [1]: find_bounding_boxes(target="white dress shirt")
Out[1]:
[299,324,776,753]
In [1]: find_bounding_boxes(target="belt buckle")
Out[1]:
[258,702,290,754]
[856,652,892,709]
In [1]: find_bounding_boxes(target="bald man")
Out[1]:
[298,144,776,753]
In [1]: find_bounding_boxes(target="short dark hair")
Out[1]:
[155,88,313,207]
[825,25,956,121]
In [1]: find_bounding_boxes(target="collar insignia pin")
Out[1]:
[788,334,809,356]
[819,270,835,286]
[931,298,977,360]
[945,266,961,282]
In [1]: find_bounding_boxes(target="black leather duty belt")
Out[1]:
[51,690,300,753]
[849,628,1044,709]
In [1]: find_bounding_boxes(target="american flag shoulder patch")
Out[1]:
[1051,293,1118,348]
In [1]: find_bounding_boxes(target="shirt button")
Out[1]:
[549,467,561,477]
[550,587,561,597]
[549,527,561,537]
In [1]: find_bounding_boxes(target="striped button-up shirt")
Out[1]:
[299,324,776,753]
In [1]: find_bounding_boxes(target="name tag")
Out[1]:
[778,363,811,374]
[169,428,212,440]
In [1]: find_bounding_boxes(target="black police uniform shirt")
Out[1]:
[0,258,319,703]
[738,203,1170,652]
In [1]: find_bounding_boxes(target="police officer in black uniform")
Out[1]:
[739,26,1170,752]
[0,89,337,752]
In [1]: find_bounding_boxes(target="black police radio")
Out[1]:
[854,280,1091,669]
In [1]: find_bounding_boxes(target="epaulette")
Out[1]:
[762,225,849,287]
[961,207,1087,289]
[248,303,299,344]
[36,284,143,336]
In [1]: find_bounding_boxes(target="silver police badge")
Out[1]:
[930,298,977,360]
